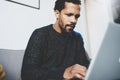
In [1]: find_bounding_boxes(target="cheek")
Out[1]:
[59,16,65,25]
[61,16,69,25]
[61,19,67,27]
[59,14,69,27]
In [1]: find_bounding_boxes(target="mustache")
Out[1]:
[66,24,75,28]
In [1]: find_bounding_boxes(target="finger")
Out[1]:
[72,64,87,72]
[74,73,85,79]
[71,68,87,77]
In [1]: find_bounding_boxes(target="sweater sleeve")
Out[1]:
[76,34,90,68]
[21,29,64,80]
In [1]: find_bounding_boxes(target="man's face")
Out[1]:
[55,2,80,33]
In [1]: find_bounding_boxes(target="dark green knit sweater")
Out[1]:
[21,24,90,80]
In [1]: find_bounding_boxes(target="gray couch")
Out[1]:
[0,49,25,80]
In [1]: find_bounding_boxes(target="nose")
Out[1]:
[70,16,77,24]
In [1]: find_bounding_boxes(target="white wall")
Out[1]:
[0,0,53,49]
[0,0,89,51]
[85,0,112,58]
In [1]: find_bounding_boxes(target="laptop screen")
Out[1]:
[85,23,120,80]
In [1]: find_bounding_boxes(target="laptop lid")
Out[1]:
[85,23,120,80]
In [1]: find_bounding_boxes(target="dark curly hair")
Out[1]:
[54,0,81,12]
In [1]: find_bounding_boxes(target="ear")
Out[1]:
[55,10,60,19]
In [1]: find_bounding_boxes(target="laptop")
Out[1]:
[85,23,120,80]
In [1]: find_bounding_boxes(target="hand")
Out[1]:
[63,64,87,80]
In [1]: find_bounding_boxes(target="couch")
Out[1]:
[0,49,25,80]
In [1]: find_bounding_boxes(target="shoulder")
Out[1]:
[28,24,52,41]
[32,24,52,36]
[72,31,83,40]
[72,31,84,45]
[34,24,52,33]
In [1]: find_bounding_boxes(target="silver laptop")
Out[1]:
[85,23,120,80]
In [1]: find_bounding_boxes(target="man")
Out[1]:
[21,0,90,80]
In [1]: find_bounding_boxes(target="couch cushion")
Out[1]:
[0,49,25,80]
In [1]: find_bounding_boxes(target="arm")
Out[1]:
[63,34,90,80]
[76,34,90,68]
[21,29,64,80]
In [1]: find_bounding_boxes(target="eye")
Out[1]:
[66,13,73,17]
[75,14,80,19]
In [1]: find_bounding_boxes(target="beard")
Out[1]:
[59,24,75,34]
